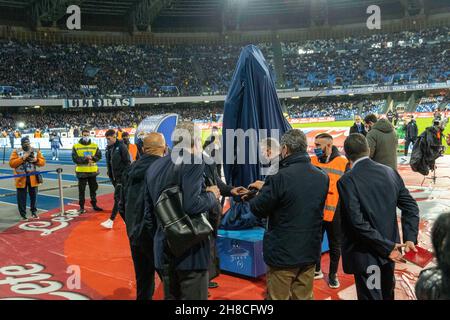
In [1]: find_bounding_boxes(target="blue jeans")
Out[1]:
[51,147,59,158]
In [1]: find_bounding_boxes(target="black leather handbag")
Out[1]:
[154,165,213,257]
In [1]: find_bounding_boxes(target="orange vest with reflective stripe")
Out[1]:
[311,155,348,222]
[128,143,138,162]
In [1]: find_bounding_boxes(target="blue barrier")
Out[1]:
[0,170,57,180]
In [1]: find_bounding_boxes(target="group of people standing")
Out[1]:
[8,115,448,301]
[96,118,420,301]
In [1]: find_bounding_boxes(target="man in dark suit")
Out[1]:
[144,122,220,300]
[121,133,167,300]
[337,133,420,300]
[349,115,367,136]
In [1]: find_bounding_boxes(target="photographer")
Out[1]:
[410,117,447,176]
[9,137,46,221]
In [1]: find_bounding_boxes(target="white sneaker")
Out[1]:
[52,156,56,160]
[101,219,114,229]
[314,270,324,280]
[56,158,59,161]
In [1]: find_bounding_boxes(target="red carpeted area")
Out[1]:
[0,192,354,300]
[1,157,447,300]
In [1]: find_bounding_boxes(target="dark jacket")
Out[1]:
[144,153,217,271]
[106,139,130,183]
[122,154,161,246]
[349,123,367,136]
[71,138,102,179]
[415,267,450,300]
[203,156,233,233]
[249,152,329,268]
[366,119,398,170]
[337,158,419,274]
[405,120,418,141]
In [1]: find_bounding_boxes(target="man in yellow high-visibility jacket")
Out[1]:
[72,129,103,214]
[310,133,349,289]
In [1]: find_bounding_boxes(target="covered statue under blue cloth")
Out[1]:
[220,45,291,230]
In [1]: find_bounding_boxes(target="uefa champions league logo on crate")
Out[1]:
[228,240,250,269]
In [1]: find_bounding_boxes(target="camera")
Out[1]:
[26,151,35,162]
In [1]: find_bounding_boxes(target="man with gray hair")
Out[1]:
[248,129,329,300]
[144,121,220,300]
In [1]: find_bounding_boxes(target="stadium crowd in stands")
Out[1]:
[0,27,448,98]
[282,27,449,89]
[285,99,385,120]
[0,105,223,132]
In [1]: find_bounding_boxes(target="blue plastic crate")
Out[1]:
[217,227,329,278]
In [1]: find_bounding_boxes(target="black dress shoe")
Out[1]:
[208,281,219,289]
[92,205,103,211]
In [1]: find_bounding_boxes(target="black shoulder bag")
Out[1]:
[154,164,213,257]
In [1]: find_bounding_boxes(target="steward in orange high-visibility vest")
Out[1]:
[310,133,349,287]
[122,132,139,162]
[311,146,348,222]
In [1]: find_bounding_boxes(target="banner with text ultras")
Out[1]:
[63,98,135,108]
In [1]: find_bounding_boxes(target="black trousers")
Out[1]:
[159,261,209,300]
[78,176,98,209]
[209,234,220,281]
[316,212,342,275]
[17,177,37,217]
[109,181,124,221]
[354,262,395,300]
[130,241,158,300]
[404,138,416,156]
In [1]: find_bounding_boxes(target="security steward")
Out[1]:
[310,133,349,289]
[9,137,46,221]
[72,129,103,214]
[122,131,139,162]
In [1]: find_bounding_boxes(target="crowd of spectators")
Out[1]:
[415,96,448,112]
[0,105,223,132]
[0,95,395,133]
[282,27,449,89]
[286,101,359,120]
[0,27,448,98]
[360,100,386,116]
